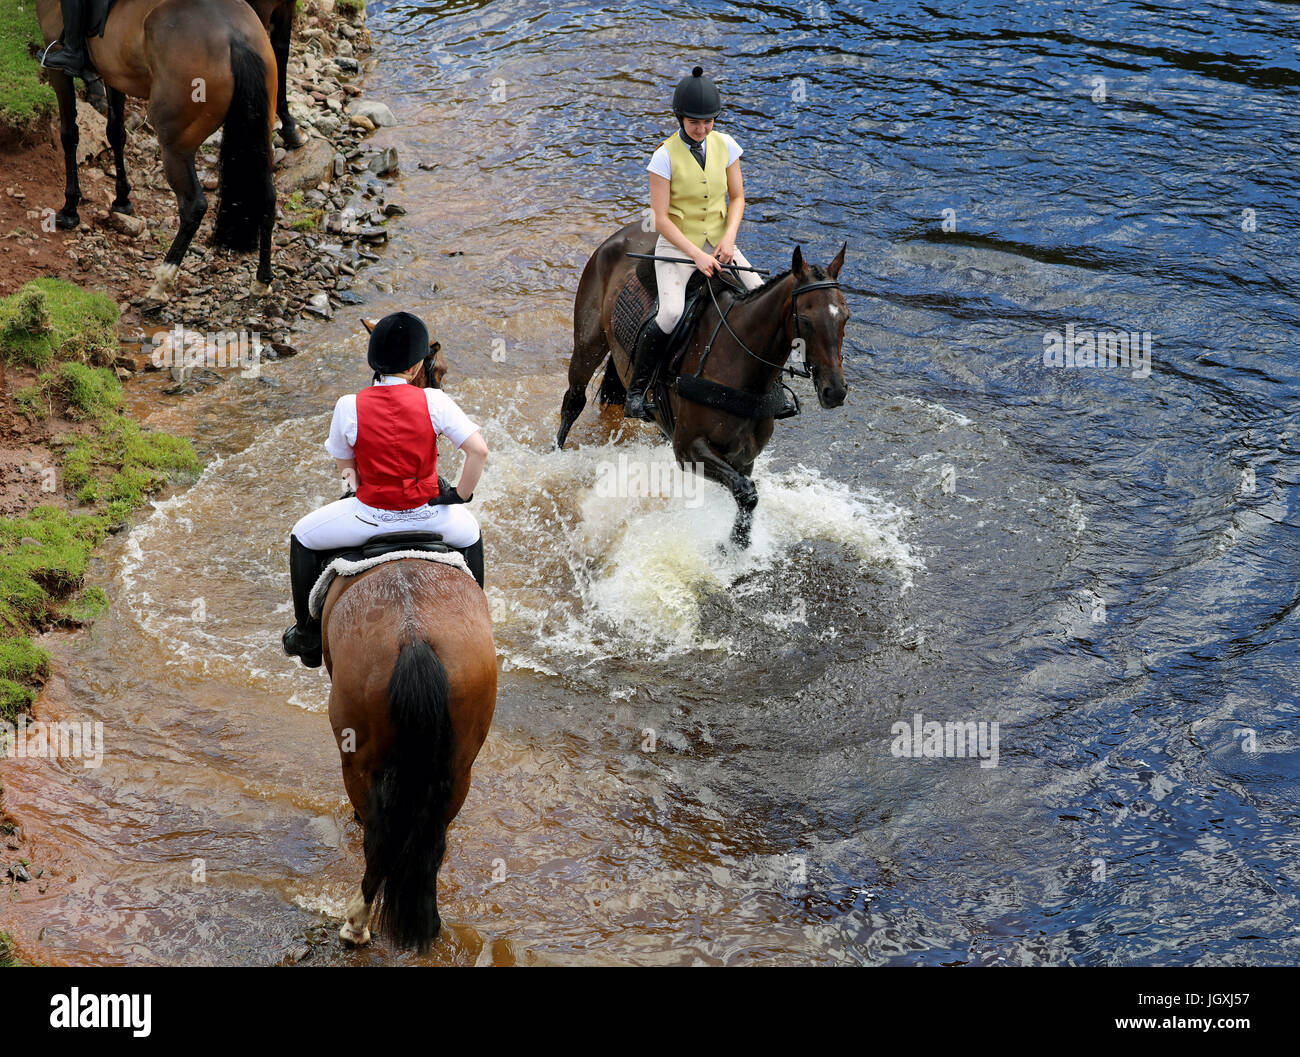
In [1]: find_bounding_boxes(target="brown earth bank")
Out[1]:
[0,0,406,963]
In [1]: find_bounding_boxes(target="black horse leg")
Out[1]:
[106,87,132,215]
[254,178,275,294]
[271,7,303,148]
[556,385,587,449]
[51,70,81,229]
[146,148,207,301]
[685,435,759,548]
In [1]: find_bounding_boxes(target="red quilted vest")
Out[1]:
[353,384,439,509]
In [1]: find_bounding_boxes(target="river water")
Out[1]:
[3,0,1299,965]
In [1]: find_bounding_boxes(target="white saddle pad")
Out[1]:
[308,549,470,619]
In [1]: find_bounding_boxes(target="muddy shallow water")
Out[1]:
[3,0,1299,965]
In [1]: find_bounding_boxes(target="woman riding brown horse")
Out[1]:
[36,0,277,301]
[556,220,849,548]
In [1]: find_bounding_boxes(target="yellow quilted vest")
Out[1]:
[664,131,729,247]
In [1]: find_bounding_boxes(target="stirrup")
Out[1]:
[282,624,322,668]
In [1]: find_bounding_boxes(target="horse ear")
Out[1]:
[792,245,806,277]
[361,317,377,334]
[828,242,846,279]
[430,340,441,355]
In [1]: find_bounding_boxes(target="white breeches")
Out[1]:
[653,233,762,332]
[291,495,481,550]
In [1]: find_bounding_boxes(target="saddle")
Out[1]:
[307,532,467,620]
[611,264,718,376]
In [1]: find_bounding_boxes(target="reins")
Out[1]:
[697,273,840,379]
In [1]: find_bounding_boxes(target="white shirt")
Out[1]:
[325,376,480,460]
[647,131,743,180]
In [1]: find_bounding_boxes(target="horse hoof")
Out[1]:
[111,202,134,216]
[56,212,80,230]
[282,127,306,150]
[339,922,371,946]
[144,285,171,303]
[251,279,272,297]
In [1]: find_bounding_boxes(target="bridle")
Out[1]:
[700,271,842,379]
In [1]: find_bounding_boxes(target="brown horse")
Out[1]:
[245,0,304,148]
[556,222,849,547]
[36,0,277,301]
[321,558,496,951]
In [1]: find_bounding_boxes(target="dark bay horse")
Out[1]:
[321,559,497,951]
[245,0,304,148]
[36,0,276,301]
[556,222,849,546]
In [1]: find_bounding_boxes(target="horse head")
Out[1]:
[791,244,849,409]
[361,317,447,389]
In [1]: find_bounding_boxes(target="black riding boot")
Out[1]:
[282,535,325,668]
[457,537,485,589]
[42,0,90,78]
[623,320,670,422]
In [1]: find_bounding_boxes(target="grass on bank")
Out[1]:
[0,1,56,139]
[0,280,200,722]
[0,930,19,967]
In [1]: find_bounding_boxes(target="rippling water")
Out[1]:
[4,0,1299,965]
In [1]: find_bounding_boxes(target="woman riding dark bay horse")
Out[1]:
[556,221,849,548]
[36,0,277,301]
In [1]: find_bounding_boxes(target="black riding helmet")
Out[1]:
[673,66,721,120]
[367,311,429,376]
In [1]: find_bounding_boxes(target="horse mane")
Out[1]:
[724,263,827,302]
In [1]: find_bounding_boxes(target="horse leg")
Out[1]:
[146,147,207,301]
[270,5,304,149]
[105,87,132,215]
[556,308,609,449]
[50,70,82,229]
[253,190,274,295]
[340,855,381,946]
[683,435,759,548]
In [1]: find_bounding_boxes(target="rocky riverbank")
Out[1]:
[5,0,412,368]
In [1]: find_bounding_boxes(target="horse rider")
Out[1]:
[40,0,92,78]
[282,312,489,669]
[623,66,765,421]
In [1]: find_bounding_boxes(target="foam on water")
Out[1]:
[111,385,922,693]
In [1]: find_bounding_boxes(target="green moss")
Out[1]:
[0,637,49,722]
[53,362,123,420]
[63,415,200,515]
[0,2,56,137]
[0,280,119,369]
[337,0,364,18]
[0,507,105,632]
[0,931,20,967]
[56,585,108,625]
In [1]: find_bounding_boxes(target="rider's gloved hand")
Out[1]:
[428,485,471,506]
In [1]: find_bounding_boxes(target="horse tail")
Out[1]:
[212,36,274,252]
[597,354,626,405]
[366,638,454,953]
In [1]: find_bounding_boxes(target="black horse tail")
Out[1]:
[366,639,454,953]
[597,354,627,405]
[212,37,274,252]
